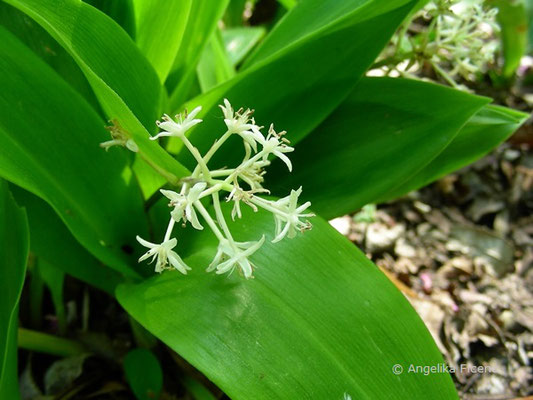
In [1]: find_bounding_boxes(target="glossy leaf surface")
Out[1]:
[267,77,489,219]
[0,27,146,277]
[7,0,190,183]
[174,0,417,169]
[118,206,458,399]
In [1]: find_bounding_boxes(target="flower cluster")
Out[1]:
[372,0,499,88]
[426,0,499,82]
[135,100,314,279]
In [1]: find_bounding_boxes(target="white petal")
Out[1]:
[160,189,182,202]
[168,251,191,275]
[272,222,290,243]
[125,139,139,152]
[187,106,202,120]
[186,205,204,230]
[136,235,157,249]
[150,131,173,140]
[273,151,292,171]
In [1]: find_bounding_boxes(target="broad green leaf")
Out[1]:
[266,77,489,219]
[6,0,190,184]
[84,0,136,38]
[83,0,135,38]
[123,349,163,400]
[173,1,417,169]
[490,0,528,77]
[0,2,101,113]
[0,27,146,278]
[222,27,266,66]
[117,207,458,399]
[380,104,529,201]
[11,188,123,294]
[197,29,236,92]
[133,0,192,82]
[132,156,169,200]
[0,180,29,400]
[243,0,412,68]
[167,0,230,109]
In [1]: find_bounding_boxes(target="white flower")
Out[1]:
[161,182,206,230]
[136,236,191,274]
[219,99,264,151]
[206,236,265,279]
[270,187,314,243]
[259,124,294,171]
[151,106,202,140]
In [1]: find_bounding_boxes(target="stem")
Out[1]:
[180,135,211,181]
[164,218,176,242]
[209,169,235,177]
[212,193,235,242]
[189,130,232,180]
[193,201,225,241]
[202,130,232,166]
[250,196,288,218]
[430,61,459,87]
[18,328,86,357]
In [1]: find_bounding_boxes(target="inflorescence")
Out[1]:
[134,100,314,279]
[374,0,499,88]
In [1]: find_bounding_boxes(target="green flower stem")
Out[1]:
[18,328,86,357]
[193,201,226,242]
[212,193,235,242]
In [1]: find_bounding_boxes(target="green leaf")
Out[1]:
[0,180,29,400]
[266,77,489,219]
[491,0,528,77]
[173,1,417,168]
[223,0,249,27]
[243,0,412,68]
[84,0,136,38]
[0,2,101,113]
[133,0,192,82]
[117,207,458,399]
[197,28,236,92]
[6,0,190,184]
[11,188,123,294]
[123,349,163,400]
[167,0,230,109]
[277,0,297,10]
[379,104,529,201]
[0,27,146,277]
[222,27,266,66]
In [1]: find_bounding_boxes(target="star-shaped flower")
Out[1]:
[219,99,264,151]
[136,236,191,274]
[206,236,265,279]
[151,106,202,140]
[160,182,206,230]
[270,187,314,243]
[259,124,294,171]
